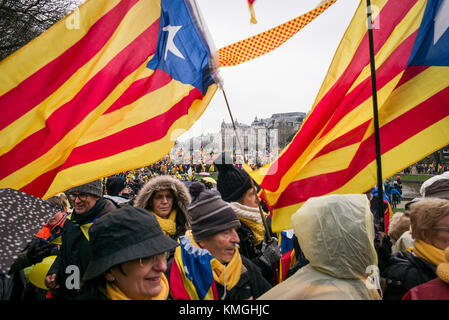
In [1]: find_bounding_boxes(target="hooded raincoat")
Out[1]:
[134,175,191,241]
[258,194,381,300]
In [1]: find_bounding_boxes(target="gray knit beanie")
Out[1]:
[188,189,241,241]
[67,179,103,198]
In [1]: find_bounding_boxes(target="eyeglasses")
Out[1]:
[69,193,89,201]
[432,227,449,233]
[138,252,169,267]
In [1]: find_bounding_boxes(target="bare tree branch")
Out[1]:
[0,0,84,61]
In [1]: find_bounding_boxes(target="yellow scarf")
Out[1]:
[185,230,243,291]
[238,216,265,246]
[210,249,243,291]
[104,274,169,300]
[436,248,449,284]
[152,209,177,237]
[413,240,446,266]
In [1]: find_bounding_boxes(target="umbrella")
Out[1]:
[0,188,59,274]
[201,177,217,184]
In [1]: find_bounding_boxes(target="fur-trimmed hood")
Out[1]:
[134,175,191,217]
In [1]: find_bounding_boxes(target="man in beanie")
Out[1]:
[104,176,134,205]
[45,179,119,299]
[78,206,178,300]
[215,156,281,285]
[166,189,271,300]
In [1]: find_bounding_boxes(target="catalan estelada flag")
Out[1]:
[277,229,296,283]
[169,233,219,300]
[218,0,336,67]
[0,0,218,199]
[248,0,449,232]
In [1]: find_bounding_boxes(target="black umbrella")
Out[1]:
[0,188,59,274]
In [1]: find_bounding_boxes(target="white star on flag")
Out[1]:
[162,25,185,60]
[434,0,449,45]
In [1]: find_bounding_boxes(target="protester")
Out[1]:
[384,180,392,203]
[104,176,134,205]
[8,195,68,275]
[44,179,118,299]
[396,175,402,189]
[6,194,69,299]
[167,189,272,300]
[389,199,422,254]
[78,206,177,300]
[258,194,381,300]
[402,246,449,300]
[0,270,25,300]
[390,182,402,208]
[215,160,281,285]
[188,181,206,202]
[381,198,449,300]
[134,175,191,241]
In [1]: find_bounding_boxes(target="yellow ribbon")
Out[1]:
[80,223,94,241]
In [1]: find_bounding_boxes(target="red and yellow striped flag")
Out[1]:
[0,0,218,199]
[248,0,449,232]
[218,0,336,67]
[247,0,257,24]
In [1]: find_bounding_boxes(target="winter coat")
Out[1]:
[229,202,278,285]
[166,255,271,300]
[134,175,191,240]
[215,256,272,300]
[381,250,437,300]
[47,198,118,300]
[258,194,381,300]
[237,219,279,285]
[402,277,449,300]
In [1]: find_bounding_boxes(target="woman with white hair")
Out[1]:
[381,198,449,300]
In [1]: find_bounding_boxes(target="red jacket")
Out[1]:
[402,277,449,300]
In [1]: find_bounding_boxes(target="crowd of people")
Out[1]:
[2,156,449,301]
[404,162,448,175]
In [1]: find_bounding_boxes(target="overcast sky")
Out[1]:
[178,0,359,140]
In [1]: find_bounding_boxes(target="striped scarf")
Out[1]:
[230,202,266,245]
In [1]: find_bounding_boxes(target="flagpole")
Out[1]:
[221,89,273,242]
[366,0,385,232]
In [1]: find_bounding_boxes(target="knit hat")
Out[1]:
[67,179,103,198]
[189,181,205,202]
[215,163,252,202]
[188,189,241,241]
[106,177,126,196]
[83,206,178,281]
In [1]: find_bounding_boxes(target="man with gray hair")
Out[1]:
[45,179,118,299]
